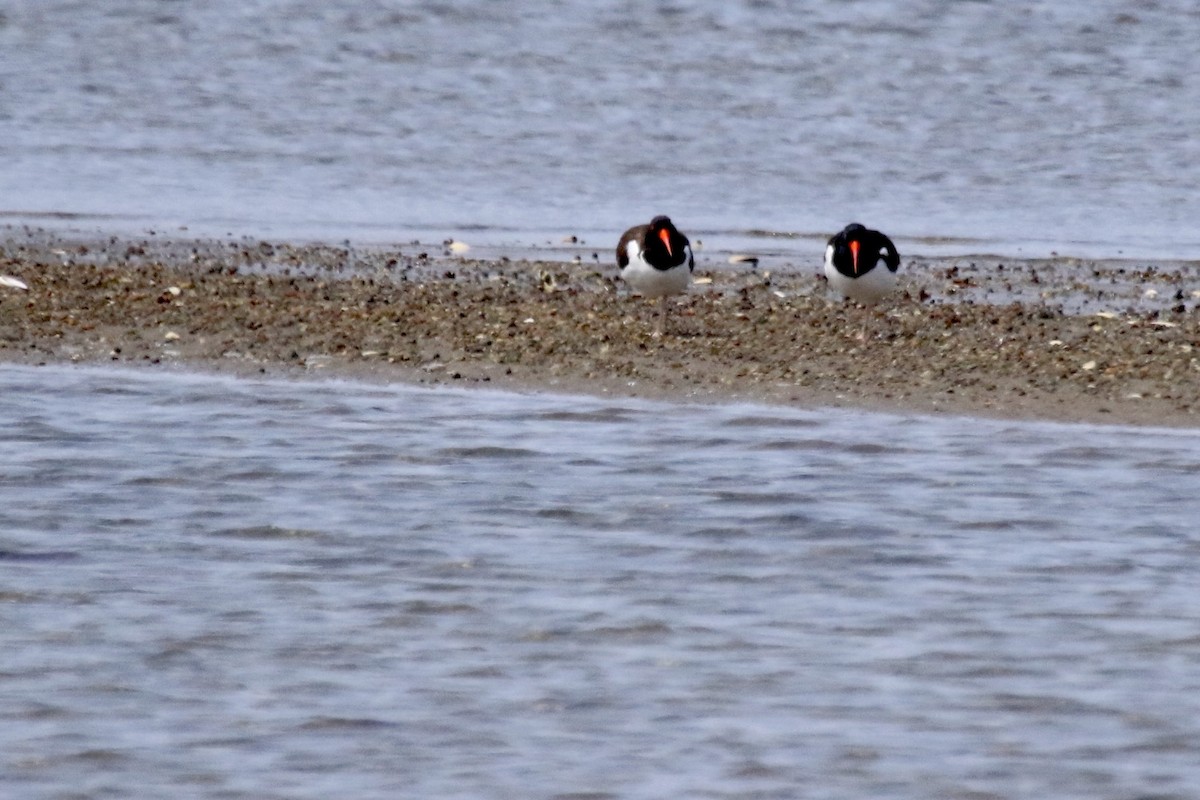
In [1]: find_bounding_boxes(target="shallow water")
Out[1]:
[3,1,1200,258]
[2,364,1200,799]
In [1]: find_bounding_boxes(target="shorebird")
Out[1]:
[824,223,900,305]
[616,215,694,334]
[0,275,29,291]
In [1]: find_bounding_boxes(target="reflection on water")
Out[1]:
[3,1,1200,256]
[2,364,1199,798]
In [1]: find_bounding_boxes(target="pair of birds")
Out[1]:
[616,217,900,306]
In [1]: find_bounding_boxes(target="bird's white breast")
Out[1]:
[823,247,898,305]
[621,241,691,298]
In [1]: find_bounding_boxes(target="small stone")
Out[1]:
[305,355,333,369]
[163,331,181,341]
[1081,360,1097,371]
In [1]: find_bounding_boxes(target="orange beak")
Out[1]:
[658,228,674,258]
[849,239,860,275]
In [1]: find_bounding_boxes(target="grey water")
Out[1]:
[2,363,1200,799]
[3,0,1200,258]
[5,2,1200,795]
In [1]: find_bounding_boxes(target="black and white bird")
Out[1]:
[616,215,694,333]
[0,275,28,291]
[824,223,900,305]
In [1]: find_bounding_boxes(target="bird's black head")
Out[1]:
[829,222,898,276]
[644,215,689,269]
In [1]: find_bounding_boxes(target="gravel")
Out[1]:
[2,228,1197,427]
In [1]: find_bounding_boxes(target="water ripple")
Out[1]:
[1,364,1199,799]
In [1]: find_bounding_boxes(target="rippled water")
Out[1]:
[3,0,1200,257]
[3,364,1200,798]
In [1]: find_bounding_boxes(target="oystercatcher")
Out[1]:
[824,223,900,305]
[616,215,694,334]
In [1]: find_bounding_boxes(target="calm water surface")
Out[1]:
[2,364,1200,798]
[3,0,1200,257]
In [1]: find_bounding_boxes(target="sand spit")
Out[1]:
[2,229,1198,427]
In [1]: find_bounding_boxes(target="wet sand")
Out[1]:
[2,228,1198,427]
